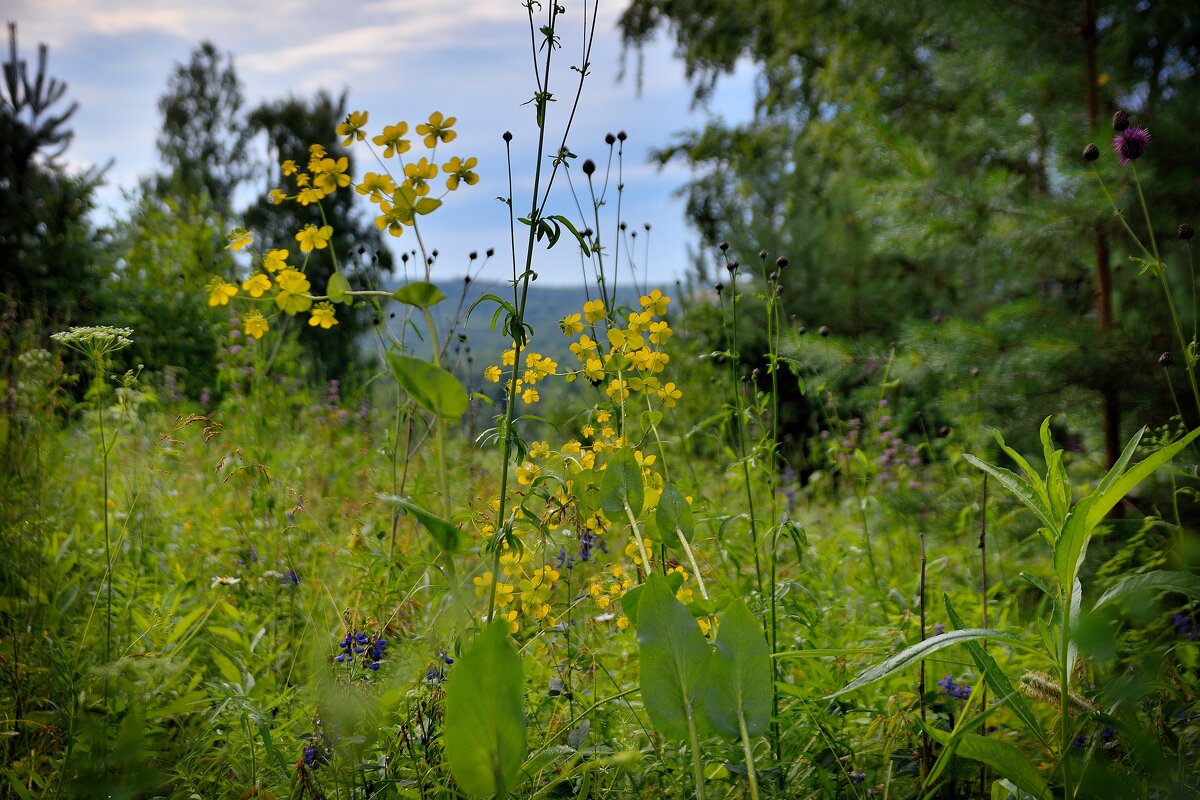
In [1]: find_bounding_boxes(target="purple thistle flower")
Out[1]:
[1112,127,1151,165]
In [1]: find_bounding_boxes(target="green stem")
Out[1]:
[624,501,652,578]
[686,708,709,800]
[726,269,764,596]
[737,713,762,800]
[675,529,708,601]
[1059,587,1074,800]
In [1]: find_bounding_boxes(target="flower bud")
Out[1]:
[605,132,616,145]
[1160,351,1174,367]
[818,325,830,337]
[503,131,513,142]
[617,131,627,142]
[1180,223,1195,241]
[1112,110,1130,132]
[582,159,596,176]
[719,241,729,252]
[714,282,724,295]
[776,256,789,269]
[1083,143,1100,161]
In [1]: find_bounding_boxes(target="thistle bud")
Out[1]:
[605,132,616,145]
[1112,110,1130,132]
[719,241,729,253]
[502,131,513,142]
[776,256,789,269]
[818,325,830,337]
[714,282,724,295]
[1180,224,1195,241]
[617,131,627,142]
[1160,351,1174,366]
[1083,143,1100,161]
[582,159,595,176]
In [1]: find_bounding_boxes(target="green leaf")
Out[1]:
[601,449,644,520]
[445,622,527,797]
[636,574,711,740]
[388,352,468,418]
[326,271,351,303]
[1055,426,1200,588]
[944,595,1049,749]
[391,280,447,310]
[376,493,459,552]
[415,197,442,215]
[1093,570,1200,611]
[705,599,772,739]
[926,728,1051,800]
[962,454,1056,534]
[827,629,1012,698]
[655,482,694,548]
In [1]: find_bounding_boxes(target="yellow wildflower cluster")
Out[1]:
[472,556,562,633]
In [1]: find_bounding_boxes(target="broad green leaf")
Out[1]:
[636,574,711,740]
[377,493,459,552]
[944,595,1048,749]
[826,628,1012,699]
[388,352,468,418]
[655,482,694,548]
[705,600,772,739]
[326,271,350,303]
[415,197,442,215]
[1055,426,1200,587]
[926,727,1051,800]
[391,280,447,310]
[962,454,1056,535]
[622,571,685,627]
[601,449,644,520]
[1093,570,1200,611]
[445,622,527,797]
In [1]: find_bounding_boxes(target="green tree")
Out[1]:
[156,41,252,212]
[621,1,1200,453]
[0,21,102,324]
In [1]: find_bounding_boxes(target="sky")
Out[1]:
[8,0,756,287]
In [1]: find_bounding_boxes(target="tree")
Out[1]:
[244,90,395,382]
[156,41,253,211]
[621,1,1200,452]
[0,21,102,324]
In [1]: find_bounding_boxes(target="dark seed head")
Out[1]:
[776,256,789,269]
[818,325,830,337]
[502,131,513,142]
[605,132,616,145]
[798,326,806,335]
[617,131,627,142]
[582,159,596,176]
[1112,110,1130,132]
[714,282,724,295]
[1083,143,1100,161]
[1160,351,1174,366]
[486,247,495,258]
[1180,223,1195,241]
[758,249,769,260]
[718,241,729,253]
[469,251,478,260]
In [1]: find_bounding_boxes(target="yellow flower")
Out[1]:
[226,228,253,251]
[263,249,289,273]
[206,277,238,306]
[336,110,368,145]
[356,171,396,202]
[495,582,515,607]
[648,320,672,345]
[606,378,629,402]
[583,358,604,382]
[484,365,502,382]
[314,156,351,193]
[309,301,338,329]
[296,224,333,253]
[517,462,540,486]
[570,334,598,361]
[404,157,438,196]
[501,348,517,366]
[274,269,312,315]
[640,289,670,316]
[281,159,297,176]
[243,311,269,340]
[416,111,456,148]
[501,609,519,634]
[528,440,550,460]
[522,386,540,404]
[658,382,683,408]
[294,172,310,187]
[241,273,271,298]
[307,143,327,164]
[627,309,652,332]
[472,572,495,596]
[442,156,478,190]
[374,203,405,238]
[595,409,612,424]
[297,186,326,206]
[616,614,630,630]
[583,298,605,323]
[269,188,287,205]
[560,313,584,336]
[372,122,411,158]
[608,328,644,352]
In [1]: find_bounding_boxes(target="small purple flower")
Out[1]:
[1112,127,1151,165]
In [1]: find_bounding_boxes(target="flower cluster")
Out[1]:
[334,630,389,671]
[472,557,562,633]
[936,674,972,701]
[1172,612,1199,641]
[202,111,477,338]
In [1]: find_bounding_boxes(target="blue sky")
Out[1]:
[10,0,755,287]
